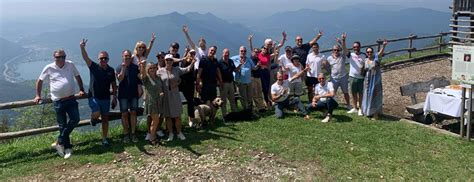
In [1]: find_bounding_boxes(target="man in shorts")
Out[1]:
[326,33,351,110]
[347,41,366,116]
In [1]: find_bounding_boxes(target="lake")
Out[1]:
[16,60,91,84]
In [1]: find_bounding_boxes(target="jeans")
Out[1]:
[53,98,80,149]
[181,82,195,118]
[274,97,308,119]
[307,97,339,115]
[260,69,271,103]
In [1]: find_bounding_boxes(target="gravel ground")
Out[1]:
[333,57,452,119]
[21,147,322,180]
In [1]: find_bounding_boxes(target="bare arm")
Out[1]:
[341,33,349,57]
[138,60,147,80]
[276,31,287,49]
[75,75,85,92]
[79,39,93,67]
[34,79,43,104]
[182,25,197,50]
[309,31,323,45]
[288,66,310,82]
[145,32,156,58]
[378,40,388,57]
[248,34,254,53]
[117,65,126,82]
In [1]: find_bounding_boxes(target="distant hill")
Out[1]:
[0,79,34,103]
[0,38,26,64]
[21,12,263,66]
[252,7,450,49]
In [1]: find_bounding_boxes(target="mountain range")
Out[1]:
[18,7,450,66]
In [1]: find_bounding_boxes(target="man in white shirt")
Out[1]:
[305,43,328,102]
[271,71,310,120]
[347,41,366,116]
[307,73,339,123]
[34,49,85,159]
[326,33,351,110]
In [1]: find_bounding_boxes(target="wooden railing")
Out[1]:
[0,94,144,140]
[319,32,451,59]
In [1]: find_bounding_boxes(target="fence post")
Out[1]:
[438,33,443,53]
[408,34,414,58]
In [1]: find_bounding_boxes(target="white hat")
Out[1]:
[164,54,174,60]
[189,49,196,53]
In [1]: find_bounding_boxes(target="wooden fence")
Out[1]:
[319,32,451,59]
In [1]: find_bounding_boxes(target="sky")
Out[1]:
[1,0,451,24]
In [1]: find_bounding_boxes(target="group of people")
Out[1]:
[34,25,388,159]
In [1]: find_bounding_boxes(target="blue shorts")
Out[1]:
[119,98,138,113]
[88,98,110,115]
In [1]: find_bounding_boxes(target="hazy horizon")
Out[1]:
[1,0,451,23]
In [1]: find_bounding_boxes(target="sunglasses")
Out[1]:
[366,51,373,53]
[166,59,173,61]
[318,77,325,80]
[240,50,247,52]
[296,39,303,41]
[99,57,109,61]
[55,56,66,59]
[332,49,340,52]
[138,46,146,49]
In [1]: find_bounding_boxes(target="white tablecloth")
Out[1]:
[423,88,472,117]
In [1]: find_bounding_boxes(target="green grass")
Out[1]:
[1,107,474,180]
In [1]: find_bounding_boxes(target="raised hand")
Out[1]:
[318,30,323,37]
[383,39,388,46]
[335,37,341,44]
[248,34,253,41]
[341,33,347,41]
[282,31,287,39]
[80,39,87,48]
[151,32,156,42]
[182,25,189,33]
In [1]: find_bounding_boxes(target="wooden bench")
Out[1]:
[400,76,450,122]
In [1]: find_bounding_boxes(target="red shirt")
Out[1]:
[257,53,271,68]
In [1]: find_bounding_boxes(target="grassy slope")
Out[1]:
[1,108,474,180]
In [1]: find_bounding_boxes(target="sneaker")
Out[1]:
[51,141,58,149]
[358,109,363,116]
[102,138,110,147]
[145,133,151,141]
[64,148,72,159]
[177,132,186,140]
[346,105,352,111]
[304,115,311,120]
[167,133,174,142]
[156,130,165,137]
[55,144,65,157]
[188,121,194,127]
[123,135,130,143]
[347,108,358,114]
[131,134,139,143]
[321,116,331,123]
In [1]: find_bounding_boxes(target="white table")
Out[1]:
[423,88,471,117]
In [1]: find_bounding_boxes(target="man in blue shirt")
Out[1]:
[232,46,256,110]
